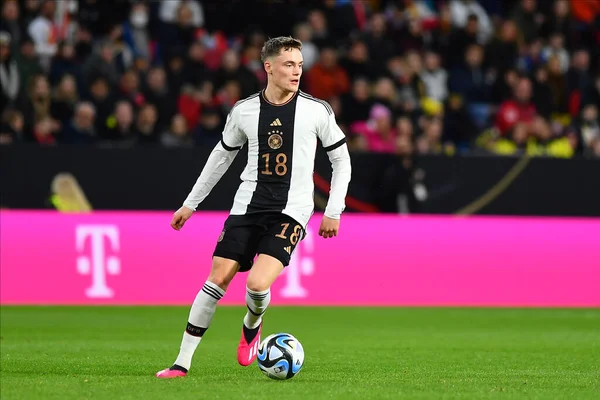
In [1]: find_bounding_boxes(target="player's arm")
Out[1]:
[171,110,246,230]
[317,107,352,238]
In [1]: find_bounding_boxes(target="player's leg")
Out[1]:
[156,256,240,378]
[157,217,258,378]
[237,216,304,366]
[237,254,283,366]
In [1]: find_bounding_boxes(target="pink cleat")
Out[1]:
[155,368,187,379]
[237,323,262,366]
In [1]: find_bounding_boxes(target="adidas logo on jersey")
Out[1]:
[284,246,291,254]
[270,118,282,126]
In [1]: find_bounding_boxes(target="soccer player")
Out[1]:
[156,37,352,378]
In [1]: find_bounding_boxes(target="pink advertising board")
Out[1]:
[1,210,599,307]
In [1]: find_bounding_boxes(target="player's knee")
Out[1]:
[207,257,238,290]
[207,274,231,291]
[246,276,271,293]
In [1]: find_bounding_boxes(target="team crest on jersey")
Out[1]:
[218,229,225,242]
[268,134,283,149]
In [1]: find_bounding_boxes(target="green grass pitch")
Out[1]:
[1,306,599,399]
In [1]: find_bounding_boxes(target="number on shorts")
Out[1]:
[276,222,302,245]
[275,223,289,239]
[290,224,301,245]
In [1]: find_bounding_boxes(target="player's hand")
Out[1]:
[318,216,340,239]
[170,206,194,231]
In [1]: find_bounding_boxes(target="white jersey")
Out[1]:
[183,90,352,228]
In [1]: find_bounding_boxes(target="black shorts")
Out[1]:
[213,212,305,272]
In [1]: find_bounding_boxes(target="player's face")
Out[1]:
[268,48,303,93]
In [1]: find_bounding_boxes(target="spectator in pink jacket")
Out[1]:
[350,103,397,153]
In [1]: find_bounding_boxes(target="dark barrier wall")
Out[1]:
[1,144,599,216]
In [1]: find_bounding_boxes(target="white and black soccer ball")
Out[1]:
[257,333,304,380]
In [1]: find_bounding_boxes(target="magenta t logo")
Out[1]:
[280,227,315,298]
[75,225,121,298]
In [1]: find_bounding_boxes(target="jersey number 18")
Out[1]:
[261,153,288,176]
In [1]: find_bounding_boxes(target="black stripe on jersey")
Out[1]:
[220,138,242,151]
[246,92,299,214]
[299,91,333,115]
[323,137,346,152]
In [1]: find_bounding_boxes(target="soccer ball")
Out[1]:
[257,333,304,380]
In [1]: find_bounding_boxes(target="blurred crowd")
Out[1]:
[1,0,599,158]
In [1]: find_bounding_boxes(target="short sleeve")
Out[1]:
[221,108,246,150]
[317,105,347,152]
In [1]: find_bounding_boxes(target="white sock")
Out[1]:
[243,287,271,329]
[173,281,225,370]
[173,332,200,371]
